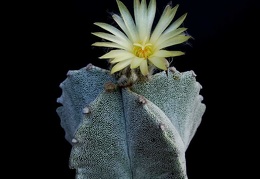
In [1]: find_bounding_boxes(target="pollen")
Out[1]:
[133,42,153,59]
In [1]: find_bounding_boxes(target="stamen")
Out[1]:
[133,41,153,59]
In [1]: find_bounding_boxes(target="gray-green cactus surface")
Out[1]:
[56,64,206,178]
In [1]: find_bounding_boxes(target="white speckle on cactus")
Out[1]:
[138,95,147,104]
[72,138,78,144]
[56,97,63,104]
[82,107,90,114]
[159,123,166,131]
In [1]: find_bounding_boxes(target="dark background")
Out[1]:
[17,0,259,178]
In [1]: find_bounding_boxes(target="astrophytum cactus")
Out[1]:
[56,0,206,178]
[56,64,206,178]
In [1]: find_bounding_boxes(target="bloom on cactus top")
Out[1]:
[92,0,190,76]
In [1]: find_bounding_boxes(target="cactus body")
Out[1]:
[56,64,206,178]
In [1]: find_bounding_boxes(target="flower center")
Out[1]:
[133,42,153,59]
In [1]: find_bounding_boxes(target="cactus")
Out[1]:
[56,0,206,177]
[56,64,206,178]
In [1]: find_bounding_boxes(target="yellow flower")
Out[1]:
[92,0,190,76]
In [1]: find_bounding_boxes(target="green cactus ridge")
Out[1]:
[56,64,206,178]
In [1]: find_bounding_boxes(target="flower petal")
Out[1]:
[116,0,138,42]
[150,4,179,44]
[111,59,132,74]
[112,14,133,41]
[152,50,185,58]
[134,0,141,32]
[163,13,187,35]
[156,35,191,50]
[94,22,132,47]
[148,56,167,70]
[130,57,143,69]
[92,32,131,50]
[147,0,156,37]
[155,27,187,47]
[135,0,148,40]
[99,50,134,59]
[92,42,124,49]
[111,56,134,64]
[140,60,148,75]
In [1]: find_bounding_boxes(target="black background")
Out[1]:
[15,0,259,178]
